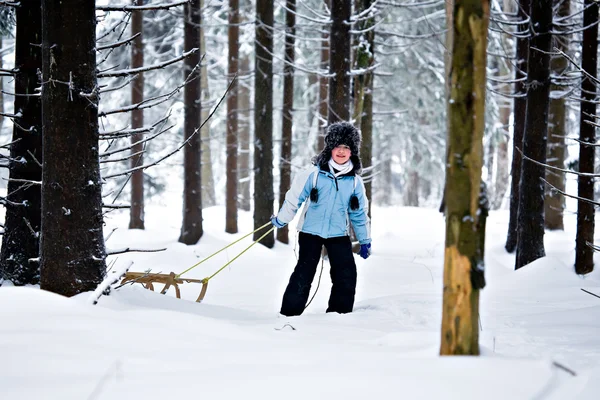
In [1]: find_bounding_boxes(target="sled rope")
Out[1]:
[175,221,272,279]
[202,225,275,282]
[120,222,273,302]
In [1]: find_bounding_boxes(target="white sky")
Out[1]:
[1,201,600,399]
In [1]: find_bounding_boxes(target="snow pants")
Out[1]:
[280,232,357,317]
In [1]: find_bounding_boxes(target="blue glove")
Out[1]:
[271,215,286,229]
[359,243,371,259]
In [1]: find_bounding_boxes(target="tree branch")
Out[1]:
[97,0,188,12]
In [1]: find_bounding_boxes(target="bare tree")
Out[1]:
[515,0,553,269]
[575,0,598,275]
[328,0,351,123]
[179,0,203,245]
[276,0,296,244]
[505,0,530,253]
[226,0,240,234]
[238,54,252,212]
[253,0,274,248]
[0,0,43,285]
[40,0,106,296]
[545,0,570,231]
[440,0,489,356]
[316,0,330,151]
[353,0,375,216]
[129,0,145,230]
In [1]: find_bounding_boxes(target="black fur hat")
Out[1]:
[313,121,362,173]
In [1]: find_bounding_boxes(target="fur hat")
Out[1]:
[313,121,362,173]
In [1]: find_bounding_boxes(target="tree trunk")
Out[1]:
[40,0,106,296]
[179,0,203,245]
[277,0,296,244]
[316,0,330,153]
[129,0,145,229]
[0,37,3,135]
[253,0,275,248]
[327,0,351,124]
[489,0,513,210]
[361,75,373,217]
[505,0,530,253]
[200,0,215,208]
[238,54,251,212]
[545,0,570,231]
[575,0,598,275]
[0,0,43,285]
[440,0,489,356]
[379,156,392,205]
[515,0,552,269]
[226,0,240,234]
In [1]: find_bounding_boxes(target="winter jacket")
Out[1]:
[276,165,371,244]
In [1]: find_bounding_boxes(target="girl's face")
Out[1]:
[331,145,351,164]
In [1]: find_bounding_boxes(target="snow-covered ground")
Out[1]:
[1,204,599,399]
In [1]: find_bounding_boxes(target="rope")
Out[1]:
[304,256,324,310]
[175,221,272,279]
[203,226,275,282]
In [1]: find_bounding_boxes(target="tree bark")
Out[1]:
[316,0,330,152]
[200,1,215,208]
[488,0,513,210]
[361,75,373,217]
[277,0,296,244]
[545,0,570,231]
[226,0,239,234]
[515,0,553,269]
[0,0,43,285]
[505,0,530,253]
[179,0,203,245]
[238,54,251,212]
[253,0,275,248]
[40,0,106,296]
[440,0,489,356]
[129,0,145,229]
[575,0,598,275]
[327,0,351,124]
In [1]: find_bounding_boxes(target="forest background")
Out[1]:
[0,0,599,362]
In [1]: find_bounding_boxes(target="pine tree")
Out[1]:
[40,0,106,296]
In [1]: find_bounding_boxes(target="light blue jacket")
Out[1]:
[276,166,371,244]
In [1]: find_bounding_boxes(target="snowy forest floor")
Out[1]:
[1,205,600,399]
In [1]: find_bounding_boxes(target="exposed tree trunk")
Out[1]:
[361,75,373,217]
[200,0,215,208]
[379,155,392,205]
[405,170,420,206]
[277,0,296,244]
[515,0,552,269]
[575,0,598,275]
[0,0,43,285]
[316,0,330,153]
[40,0,106,296]
[545,0,570,231]
[0,37,3,135]
[238,54,251,212]
[488,0,513,210]
[129,0,145,230]
[253,0,275,248]
[440,0,489,356]
[505,0,530,253]
[327,0,351,124]
[179,0,203,245]
[226,0,240,234]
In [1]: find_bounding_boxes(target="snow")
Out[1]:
[1,205,600,399]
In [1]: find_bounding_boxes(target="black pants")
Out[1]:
[280,232,357,317]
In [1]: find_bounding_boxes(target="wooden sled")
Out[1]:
[120,271,208,302]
